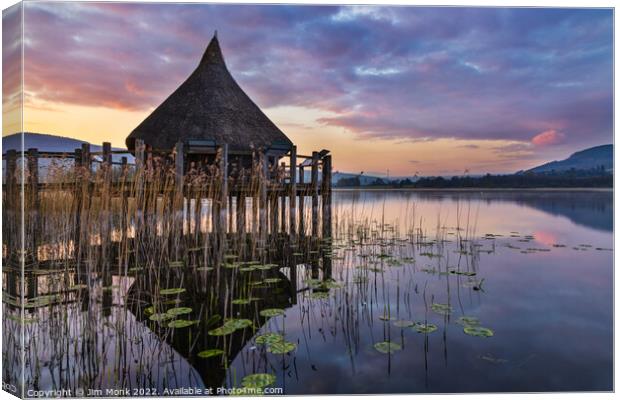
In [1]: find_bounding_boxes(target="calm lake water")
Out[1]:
[3,189,613,395]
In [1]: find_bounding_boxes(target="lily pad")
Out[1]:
[457,316,480,326]
[373,341,402,354]
[415,323,438,334]
[166,307,193,316]
[259,308,285,318]
[168,319,198,329]
[149,313,175,322]
[464,326,494,337]
[232,298,250,305]
[431,303,452,316]
[208,325,237,336]
[169,261,184,268]
[224,318,253,330]
[255,332,285,346]
[197,349,225,358]
[393,320,416,328]
[160,288,186,296]
[241,373,276,389]
[267,341,297,354]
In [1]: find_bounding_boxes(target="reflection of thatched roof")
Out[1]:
[126,34,292,153]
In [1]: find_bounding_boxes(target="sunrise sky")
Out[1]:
[2,3,613,176]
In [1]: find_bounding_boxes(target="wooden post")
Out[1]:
[101,143,113,314]
[280,162,286,233]
[259,151,267,242]
[311,151,319,237]
[322,155,332,238]
[236,193,246,234]
[102,142,112,265]
[269,159,278,234]
[228,194,233,232]
[289,146,297,236]
[298,165,305,235]
[119,156,128,268]
[80,143,91,283]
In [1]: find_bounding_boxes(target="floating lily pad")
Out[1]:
[464,326,494,337]
[160,288,186,296]
[196,266,214,272]
[374,341,402,354]
[232,298,250,305]
[457,316,480,326]
[168,319,198,329]
[225,318,253,330]
[144,306,155,316]
[268,341,297,354]
[264,278,282,284]
[208,325,237,336]
[415,323,438,334]
[241,373,276,389]
[239,266,257,272]
[197,349,225,358]
[393,320,416,328]
[167,307,193,316]
[255,332,285,346]
[431,303,452,316]
[259,308,285,318]
[378,314,394,321]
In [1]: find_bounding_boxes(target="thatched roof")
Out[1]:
[126,34,292,153]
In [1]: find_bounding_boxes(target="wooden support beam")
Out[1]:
[322,155,332,239]
[236,193,246,234]
[311,151,319,237]
[289,146,297,236]
[298,165,305,235]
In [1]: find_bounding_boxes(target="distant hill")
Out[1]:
[332,172,386,186]
[524,144,612,174]
[2,132,133,162]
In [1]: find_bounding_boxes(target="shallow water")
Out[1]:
[3,189,613,394]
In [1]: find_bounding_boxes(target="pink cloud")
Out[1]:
[531,129,566,146]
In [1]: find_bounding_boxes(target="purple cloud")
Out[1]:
[18,3,613,154]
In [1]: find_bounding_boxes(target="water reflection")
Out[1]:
[2,190,613,394]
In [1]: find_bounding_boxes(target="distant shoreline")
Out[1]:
[332,187,613,192]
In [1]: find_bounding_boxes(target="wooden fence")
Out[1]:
[2,139,333,269]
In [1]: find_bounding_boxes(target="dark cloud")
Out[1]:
[20,3,613,150]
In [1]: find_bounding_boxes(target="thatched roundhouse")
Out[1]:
[126,33,293,169]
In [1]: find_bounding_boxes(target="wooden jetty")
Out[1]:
[1,33,333,301]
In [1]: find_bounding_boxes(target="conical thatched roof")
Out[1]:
[126,34,292,153]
